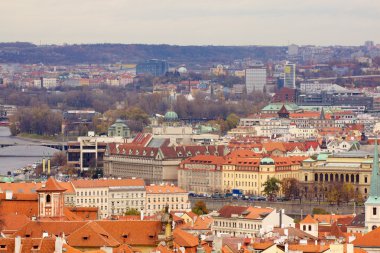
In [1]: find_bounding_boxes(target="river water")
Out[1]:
[0,127,60,175]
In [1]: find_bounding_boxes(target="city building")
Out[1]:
[67,135,127,171]
[136,59,169,77]
[284,62,296,89]
[178,155,225,194]
[222,156,304,195]
[72,178,145,218]
[301,151,375,200]
[104,141,225,184]
[145,184,190,216]
[211,205,294,237]
[107,119,131,138]
[245,67,267,93]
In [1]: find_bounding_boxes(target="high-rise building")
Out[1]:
[284,62,296,89]
[245,67,267,93]
[136,59,169,77]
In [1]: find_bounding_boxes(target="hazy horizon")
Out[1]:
[1,0,379,46]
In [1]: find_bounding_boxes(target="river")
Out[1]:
[0,127,60,175]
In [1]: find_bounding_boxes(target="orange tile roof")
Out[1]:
[37,177,67,192]
[0,193,38,217]
[288,244,330,253]
[353,226,380,247]
[146,185,187,194]
[72,178,145,188]
[66,221,120,248]
[0,181,73,195]
[13,221,88,238]
[314,214,354,224]
[0,214,30,234]
[252,242,274,250]
[59,182,75,194]
[301,215,318,224]
[262,142,286,152]
[96,220,162,246]
[173,228,198,247]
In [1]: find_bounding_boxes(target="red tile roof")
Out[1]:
[37,177,67,192]
[353,226,380,247]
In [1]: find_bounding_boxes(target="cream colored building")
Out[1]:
[72,178,145,219]
[145,185,190,216]
[300,151,374,199]
[222,156,303,195]
[178,155,225,194]
[212,206,294,237]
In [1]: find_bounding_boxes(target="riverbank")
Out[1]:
[17,133,64,143]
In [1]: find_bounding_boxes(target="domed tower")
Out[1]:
[36,177,66,218]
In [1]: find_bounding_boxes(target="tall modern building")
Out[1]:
[284,62,296,89]
[136,59,169,77]
[245,67,267,93]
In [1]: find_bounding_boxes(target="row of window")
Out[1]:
[77,190,107,197]
[147,197,185,203]
[213,220,262,230]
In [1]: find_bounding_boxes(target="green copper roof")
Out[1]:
[260,157,275,164]
[164,111,178,121]
[317,153,330,161]
[368,140,380,200]
[261,103,300,112]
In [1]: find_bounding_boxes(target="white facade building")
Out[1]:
[245,67,267,93]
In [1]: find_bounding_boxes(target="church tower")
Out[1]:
[365,140,380,231]
[36,177,66,218]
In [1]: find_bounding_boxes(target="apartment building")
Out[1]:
[178,155,225,194]
[222,156,303,195]
[178,151,304,195]
[145,184,190,216]
[71,178,145,218]
[212,205,294,237]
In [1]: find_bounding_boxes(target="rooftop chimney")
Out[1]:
[15,236,21,253]
[55,236,63,253]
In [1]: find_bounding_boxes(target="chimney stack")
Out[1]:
[14,236,21,253]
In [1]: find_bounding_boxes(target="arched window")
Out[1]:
[308,225,312,231]
[303,225,306,230]
[315,173,318,182]
[46,194,51,203]
[372,225,377,230]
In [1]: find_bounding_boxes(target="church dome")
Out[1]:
[164,111,178,121]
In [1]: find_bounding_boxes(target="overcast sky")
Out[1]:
[1,0,379,46]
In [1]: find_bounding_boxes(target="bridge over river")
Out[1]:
[0,127,64,174]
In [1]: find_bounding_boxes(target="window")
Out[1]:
[303,225,306,230]
[308,225,312,231]
[374,207,377,216]
[46,194,51,203]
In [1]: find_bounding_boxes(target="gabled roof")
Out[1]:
[173,228,198,247]
[300,215,318,224]
[353,226,380,247]
[66,221,120,248]
[37,177,66,192]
